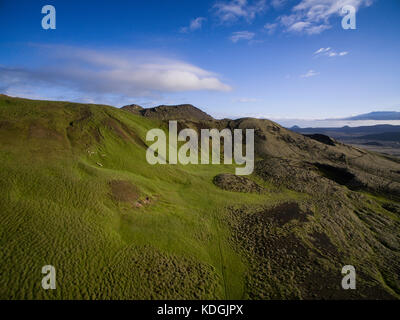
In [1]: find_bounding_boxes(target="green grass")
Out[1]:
[1,96,399,300]
[0,96,297,299]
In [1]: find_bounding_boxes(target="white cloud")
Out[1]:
[264,22,278,34]
[288,21,311,32]
[277,0,373,35]
[210,0,373,35]
[314,47,349,57]
[230,31,255,43]
[213,0,267,23]
[235,97,259,103]
[0,45,232,103]
[314,47,331,54]
[271,0,287,9]
[180,17,207,33]
[306,24,331,34]
[300,69,320,78]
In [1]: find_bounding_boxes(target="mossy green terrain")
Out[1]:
[0,95,399,299]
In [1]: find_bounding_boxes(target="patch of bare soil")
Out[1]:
[109,180,140,206]
[213,173,263,193]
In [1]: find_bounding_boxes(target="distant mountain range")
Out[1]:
[291,123,400,156]
[343,111,400,121]
[290,110,400,143]
[291,124,400,138]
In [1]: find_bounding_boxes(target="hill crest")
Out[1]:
[122,103,214,121]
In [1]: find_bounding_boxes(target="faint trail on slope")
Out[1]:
[215,210,228,299]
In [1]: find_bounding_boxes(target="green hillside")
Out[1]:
[1,95,399,299]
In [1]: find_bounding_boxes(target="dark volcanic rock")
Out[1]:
[122,103,214,121]
[213,173,263,193]
[304,134,336,146]
[121,104,144,115]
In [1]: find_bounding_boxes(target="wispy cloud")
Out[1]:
[300,69,320,78]
[264,22,278,34]
[277,0,373,35]
[271,0,287,9]
[211,0,373,36]
[213,0,267,23]
[314,47,349,57]
[230,31,255,43]
[180,17,207,33]
[314,47,331,54]
[235,97,259,103]
[0,45,232,104]
[287,21,313,32]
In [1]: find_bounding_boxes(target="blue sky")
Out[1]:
[1,0,399,120]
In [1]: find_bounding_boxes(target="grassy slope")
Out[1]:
[0,96,301,299]
[2,96,399,300]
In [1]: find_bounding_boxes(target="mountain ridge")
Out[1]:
[344,111,400,120]
[122,103,214,121]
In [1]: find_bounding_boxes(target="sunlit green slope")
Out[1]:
[0,95,286,299]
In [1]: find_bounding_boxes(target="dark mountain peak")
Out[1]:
[123,103,214,121]
[121,104,144,114]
